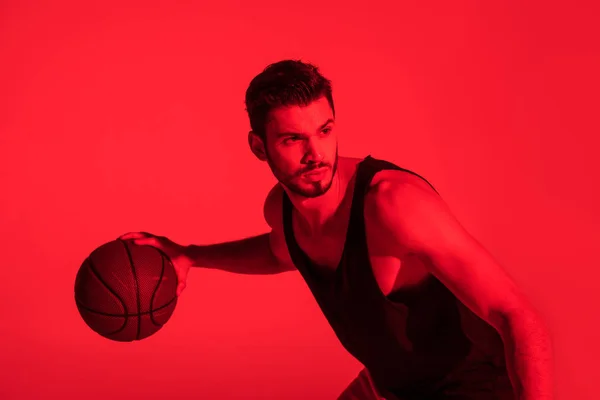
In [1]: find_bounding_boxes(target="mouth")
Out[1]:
[302,167,328,179]
[304,166,327,174]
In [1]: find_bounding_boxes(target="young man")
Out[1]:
[120,60,553,399]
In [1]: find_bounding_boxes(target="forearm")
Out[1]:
[184,233,289,275]
[501,309,554,400]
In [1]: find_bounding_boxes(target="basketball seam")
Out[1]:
[149,255,166,327]
[75,295,177,317]
[121,239,142,341]
[86,257,129,336]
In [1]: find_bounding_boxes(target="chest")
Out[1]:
[292,213,431,296]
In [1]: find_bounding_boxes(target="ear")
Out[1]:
[248,131,268,161]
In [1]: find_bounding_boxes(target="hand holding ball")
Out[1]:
[74,237,180,341]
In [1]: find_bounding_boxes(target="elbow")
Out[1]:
[498,305,552,345]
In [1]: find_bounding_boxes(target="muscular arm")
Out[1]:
[368,177,554,400]
[184,184,296,275]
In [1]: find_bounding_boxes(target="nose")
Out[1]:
[304,137,325,164]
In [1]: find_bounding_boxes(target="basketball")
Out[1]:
[74,239,178,342]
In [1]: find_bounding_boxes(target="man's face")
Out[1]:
[262,96,338,198]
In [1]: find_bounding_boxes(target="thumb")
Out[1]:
[176,281,187,297]
[175,265,189,296]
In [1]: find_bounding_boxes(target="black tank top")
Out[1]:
[282,155,511,398]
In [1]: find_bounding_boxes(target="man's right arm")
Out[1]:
[183,184,296,275]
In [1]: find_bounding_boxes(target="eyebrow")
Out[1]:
[276,118,335,137]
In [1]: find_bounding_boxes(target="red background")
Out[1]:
[1,1,598,399]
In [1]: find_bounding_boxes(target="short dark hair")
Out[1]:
[245,59,335,140]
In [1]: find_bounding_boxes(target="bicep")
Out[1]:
[422,224,525,330]
[372,181,527,330]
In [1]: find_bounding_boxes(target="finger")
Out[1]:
[175,266,189,296]
[128,237,159,247]
[176,265,189,283]
[118,232,148,240]
[176,282,186,296]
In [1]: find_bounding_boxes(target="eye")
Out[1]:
[283,136,301,145]
[322,127,332,135]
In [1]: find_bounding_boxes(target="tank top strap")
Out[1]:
[353,155,439,201]
[282,188,306,267]
[346,155,439,245]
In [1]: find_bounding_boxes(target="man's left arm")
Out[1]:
[369,179,554,400]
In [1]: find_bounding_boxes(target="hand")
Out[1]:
[118,232,191,296]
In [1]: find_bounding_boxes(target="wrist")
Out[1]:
[182,244,201,268]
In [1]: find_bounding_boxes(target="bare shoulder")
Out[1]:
[366,168,440,210]
[263,182,285,229]
[262,183,297,271]
[364,169,445,254]
[370,168,437,196]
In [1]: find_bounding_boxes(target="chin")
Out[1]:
[303,188,328,198]
[297,179,335,198]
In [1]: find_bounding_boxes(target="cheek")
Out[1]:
[325,134,338,149]
[328,140,338,153]
[268,151,301,175]
[280,158,303,176]
[270,144,301,163]
[325,138,338,158]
